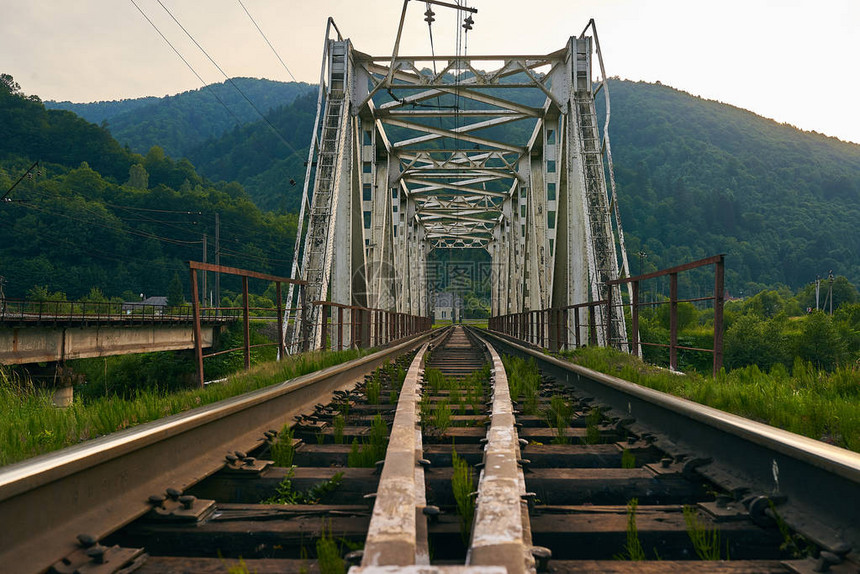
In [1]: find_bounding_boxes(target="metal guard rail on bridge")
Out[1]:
[0,299,233,325]
[312,300,432,351]
[489,255,726,376]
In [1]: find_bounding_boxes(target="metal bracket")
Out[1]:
[220,453,274,477]
[50,536,146,574]
[145,492,215,523]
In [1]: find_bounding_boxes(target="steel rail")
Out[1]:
[0,332,434,574]
[480,328,860,559]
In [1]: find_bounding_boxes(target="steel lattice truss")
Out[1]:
[287,7,631,352]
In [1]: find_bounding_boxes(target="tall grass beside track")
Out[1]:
[560,347,860,453]
[0,349,366,467]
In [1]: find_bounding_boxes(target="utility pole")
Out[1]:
[202,234,208,306]
[815,275,821,311]
[828,270,834,316]
[215,213,221,313]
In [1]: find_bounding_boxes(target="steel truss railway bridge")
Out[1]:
[285,4,631,353]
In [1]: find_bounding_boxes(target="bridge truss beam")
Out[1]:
[289,12,631,351]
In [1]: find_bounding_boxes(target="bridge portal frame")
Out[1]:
[289,10,632,352]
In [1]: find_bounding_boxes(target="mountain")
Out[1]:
[0,74,297,301]
[604,79,860,292]
[35,76,860,295]
[46,78,315,159]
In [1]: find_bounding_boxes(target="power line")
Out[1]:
[128,0,246,131]
[154,0,305,163]
[236,0,297,82]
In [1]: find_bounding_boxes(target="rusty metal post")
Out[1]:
[631,280,640,358]
[300,284,310,352]
[276,282,284,360]
[574,308,581,348]
[562,308,569,351]
[320,304,329,351]
[713,256,725,377]
[605,283,614,349]
[337,306,344,351]
[242,276,251,370]
[189,268,205,388]
[588,305,597,346]
[669,272,678,371]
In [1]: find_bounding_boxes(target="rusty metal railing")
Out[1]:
[489,255,726,376]
[312,301,432,351]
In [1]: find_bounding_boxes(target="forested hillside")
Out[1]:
[606,80,860,292]
[46,78,314,159]
[0,74,296,301]
[20,75,860,296]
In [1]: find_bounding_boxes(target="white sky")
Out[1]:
[2,0,859,144]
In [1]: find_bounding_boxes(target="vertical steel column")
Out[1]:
[631,281,640,358]
[300,284,310,353]
[713,256,725,376]
[588,307,596,346]
[669,272,678,371]
[189,268,204,388]
[574,308,581,348]
[242,276,251,370]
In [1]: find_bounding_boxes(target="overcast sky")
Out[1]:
[2,0,859,144]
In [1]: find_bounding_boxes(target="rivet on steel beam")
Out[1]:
[521,492,537,511]
[531,546,552,573]
[77,534,98,548]
[166,487,182,501]
[345,550,364,566]
[179,495,196,510]
[422,505,442,523]
[148,494,166,507]
[86,545,107,565]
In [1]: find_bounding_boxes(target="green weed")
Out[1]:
[262,468,344,505]
[585,407,602,445]
[332,415,345,445]
[545,395,573,444]
[683,505,725,560]
[347,414,388,467]
[433,400,453,434]
[621,448,636,469]
[451,448,476,543]
[365,373,381,405]
[316,522,346,574]
[615,498,645,561]
[270,424,296,467]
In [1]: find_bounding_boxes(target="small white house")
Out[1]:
[122,296,168,315]
[433,292,463,323]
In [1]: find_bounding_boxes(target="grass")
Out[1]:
[559,346,860,452]
[270,424,296,467]
[621,448,637,469]
[502,355,541,414]
[347,414,388,467]
[545,394,574,445]
[332,414,345,445]
[451,447,476,543]
[683,505,726,560]
[365,372,381,405]
[433,400,453,434]
[615,498,646,561]
[0,349,368,467]
[261,468,344,505]
[316,522,346,574]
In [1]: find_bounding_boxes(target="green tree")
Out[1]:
[167,273,185,307]
[724,314,790,371]
[127,163,148,189]
[794,312,846,370]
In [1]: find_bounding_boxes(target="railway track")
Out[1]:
[1,326,858,573]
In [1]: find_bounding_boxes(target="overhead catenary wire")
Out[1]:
[236,0,297,83]
[154,0,305,163]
